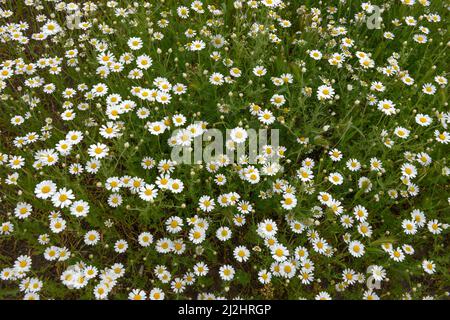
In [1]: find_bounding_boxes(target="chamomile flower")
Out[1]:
[14,202,32,220]
[51,188,75,208]
[138,232,154,247]
[230,127,248,144]
[271,244,289,262]
[216,227,232,241]
[258,269,272,284]
[69,200,90,218]
[197,195,215,212]
[219,265,235,281]
[422,260,436,274]
[253,65,267,77]
[114,240,128,253]
[317,85,335,100]
[348,240,365,258]
[233,246,250,262]
[328,172,344,185]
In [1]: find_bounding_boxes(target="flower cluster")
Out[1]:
[0,0,448,300]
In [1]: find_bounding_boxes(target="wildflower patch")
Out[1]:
[0,0,449,300]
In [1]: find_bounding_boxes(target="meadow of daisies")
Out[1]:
[0,0,449,301]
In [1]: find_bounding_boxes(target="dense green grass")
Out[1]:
[0,0,448,300]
